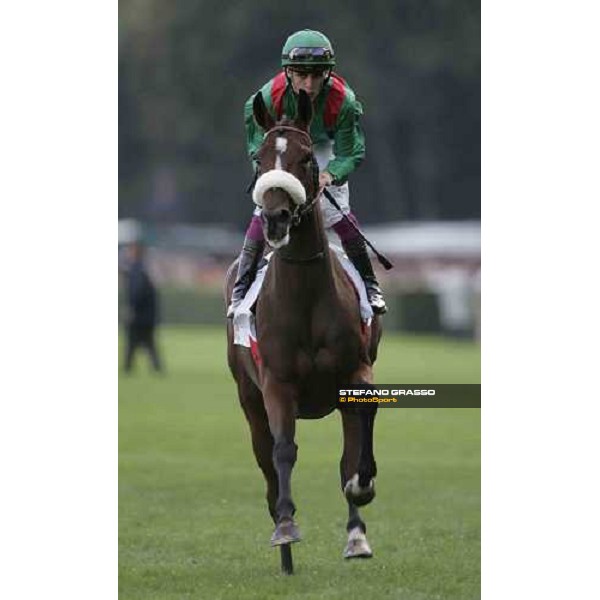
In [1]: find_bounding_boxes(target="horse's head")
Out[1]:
[251,90,319,248]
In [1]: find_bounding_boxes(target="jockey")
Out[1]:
[228,29,387,316]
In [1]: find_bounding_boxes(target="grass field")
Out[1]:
[119,326,480,599]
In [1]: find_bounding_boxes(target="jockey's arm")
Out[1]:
[326,100,366,185]
[244,93,267,170]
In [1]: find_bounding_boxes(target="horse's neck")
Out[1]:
[271,207,340,300]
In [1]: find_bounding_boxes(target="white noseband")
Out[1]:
[252,169,307,207]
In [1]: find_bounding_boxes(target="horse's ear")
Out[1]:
[296,90,313,131]
[253,92,275,131]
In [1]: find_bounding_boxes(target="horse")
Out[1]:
[225,89,382,574]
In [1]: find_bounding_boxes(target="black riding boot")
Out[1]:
[227,238,265,317]
[342,237,388,315]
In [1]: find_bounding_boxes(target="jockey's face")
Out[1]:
[287,68,328,101]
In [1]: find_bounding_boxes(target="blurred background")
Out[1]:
[118,0,480,338]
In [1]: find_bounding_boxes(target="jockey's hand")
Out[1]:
[318,171,334,195]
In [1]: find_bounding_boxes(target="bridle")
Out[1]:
[261,125,320,226]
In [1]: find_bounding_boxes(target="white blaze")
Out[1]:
[275,136,287,170]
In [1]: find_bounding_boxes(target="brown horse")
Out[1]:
[225,89,382,574]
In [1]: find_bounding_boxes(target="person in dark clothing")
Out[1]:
[123,242,163,373]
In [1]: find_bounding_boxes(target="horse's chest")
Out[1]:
[263,330,359,380]
[312,345,345,373]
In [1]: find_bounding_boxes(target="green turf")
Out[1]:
[119,326,480,599]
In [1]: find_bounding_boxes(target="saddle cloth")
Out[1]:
[233,244,373,348]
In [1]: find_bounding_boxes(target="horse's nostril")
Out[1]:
[279,209,290,222]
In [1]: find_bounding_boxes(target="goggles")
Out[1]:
[284,47,334,62]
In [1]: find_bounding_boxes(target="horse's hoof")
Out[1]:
[270,519,301,546]
[343,527,373,559]
[344,473,376,507]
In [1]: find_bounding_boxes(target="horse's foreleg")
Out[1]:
[342,406,377,506]
[340,409,373,559]
[262,377,301,546]
[345,365,378,505]
[237,377,278,521]
[356,404,378,491]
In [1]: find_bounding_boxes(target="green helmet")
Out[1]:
[281,29,336,69]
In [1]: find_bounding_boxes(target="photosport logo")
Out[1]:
[337,385,481,408]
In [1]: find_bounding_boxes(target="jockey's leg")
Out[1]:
[333,213,387,315]
[227,214,265,317]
